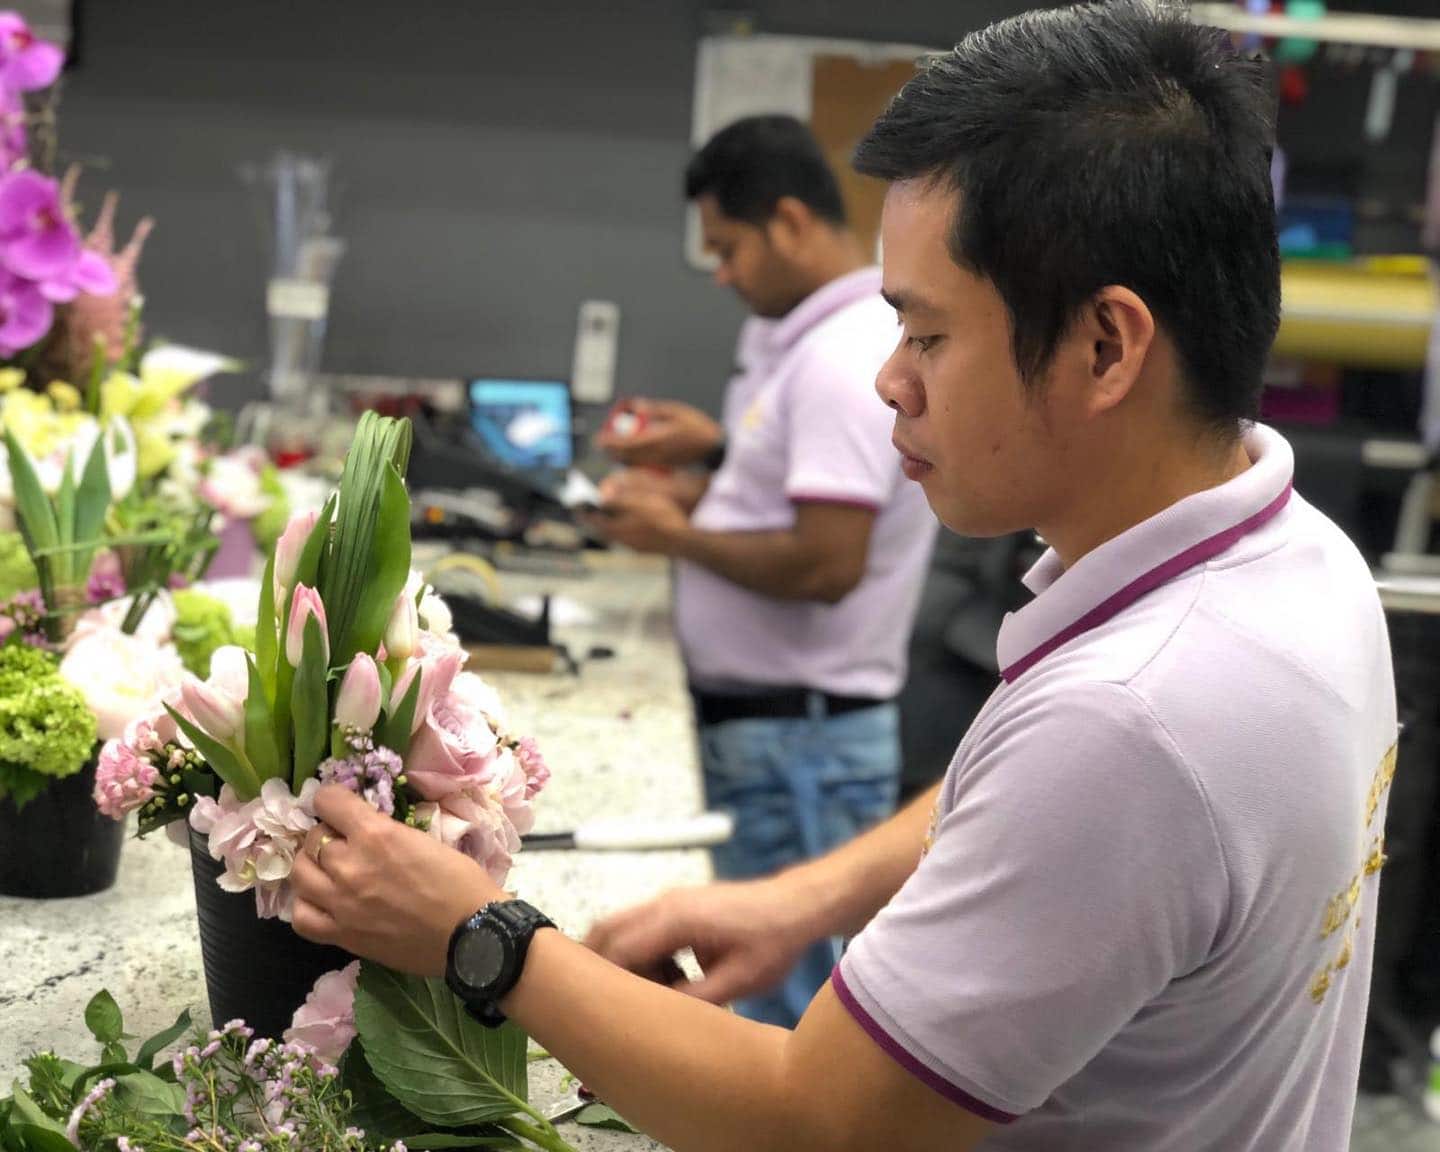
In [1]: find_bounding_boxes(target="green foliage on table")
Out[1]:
[0,982,595,1152]
[168,587,238,678]
[0,533,36,601]
[0,646,96,808]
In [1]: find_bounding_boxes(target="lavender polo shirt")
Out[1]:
[675,267,937,699]
[836,424,1398,1149]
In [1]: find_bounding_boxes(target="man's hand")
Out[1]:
[585,487,691,555]
[585,878,820,1007]
[597,399,723,469]
[290,785,504,978]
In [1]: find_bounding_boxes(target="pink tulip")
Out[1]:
[180,676,246,748]
[286,584,329,668]
[383,593,418,662]
[334,653,382,732]
[273,509,319,594]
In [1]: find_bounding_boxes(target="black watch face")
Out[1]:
[454,926,508,991]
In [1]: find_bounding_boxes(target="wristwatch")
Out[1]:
[700,435,727,472]
[445,899,557,1028]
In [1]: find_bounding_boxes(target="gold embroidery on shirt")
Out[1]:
[920,800,941,860]
[741,399,765,432]
[1310,742,1397,1005]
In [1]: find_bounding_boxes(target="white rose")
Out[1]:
[59,625,186,741]
[419,589,453,637]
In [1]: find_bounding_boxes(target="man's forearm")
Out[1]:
[776,782,939,940]
[670,526,845,602]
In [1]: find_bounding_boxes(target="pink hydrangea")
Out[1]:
[92,737,159,819]
[284,961,360,1066]
[189,778,319,921]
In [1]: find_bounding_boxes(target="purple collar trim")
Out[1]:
[772,266,882,350]
[1000,482,1293,684]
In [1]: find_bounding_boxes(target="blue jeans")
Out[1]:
[698,698,900,1028]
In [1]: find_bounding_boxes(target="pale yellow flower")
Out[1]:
[46,381,82,413]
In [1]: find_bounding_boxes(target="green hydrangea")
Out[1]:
[0,644,97,807]
[170,588,239,678]
[251,464,291,556]
[0,531,37,601]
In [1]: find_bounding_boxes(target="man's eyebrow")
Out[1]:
[881,288,941,316]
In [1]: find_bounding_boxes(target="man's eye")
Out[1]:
[907,335,939,354]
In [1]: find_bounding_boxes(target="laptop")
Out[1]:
[464,377,602,509]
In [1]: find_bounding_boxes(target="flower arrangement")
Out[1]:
[96,412,550,920]
[0,980,627,1152]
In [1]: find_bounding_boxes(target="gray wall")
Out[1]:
[49,0,1020,412]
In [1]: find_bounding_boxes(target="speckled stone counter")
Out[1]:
[0,553,704,1151]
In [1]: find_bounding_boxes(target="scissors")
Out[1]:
[543,1084,596,1123]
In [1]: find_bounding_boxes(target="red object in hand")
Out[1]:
[602,401,647,440]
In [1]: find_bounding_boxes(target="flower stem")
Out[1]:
[499,1115,582,1152]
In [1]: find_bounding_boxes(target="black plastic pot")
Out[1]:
[0,761,124,898]
[189,829,352,1038]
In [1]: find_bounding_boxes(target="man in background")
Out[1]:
[590,115,938,1028]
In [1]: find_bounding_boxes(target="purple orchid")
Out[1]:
[0,170,80,281]
[0,13,63,92]
[42,249,116,302]
[0,269,51,355]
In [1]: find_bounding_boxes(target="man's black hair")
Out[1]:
[686,114,848,228]
[854,0,1280,430]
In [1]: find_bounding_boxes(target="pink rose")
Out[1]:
[93,738,159,820]
[515,736,550,800]
[416,793,518,885]
[405,680,499,801]
[480,746,535,837]
[285,961,361,1066]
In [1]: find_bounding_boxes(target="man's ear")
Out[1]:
[1074,285,1156,416]
[766,196,814,258]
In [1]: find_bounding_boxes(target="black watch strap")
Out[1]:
[700,435,727,472]
[447,899,556,1029]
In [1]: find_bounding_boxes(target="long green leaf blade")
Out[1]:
[71,430,112,584]
[352,964,528,1128]
[255,551,278,699]
[376,669,422,758]
[243,656,281,783]
[134,1009,191,1072]
[3,428,59,554]
[345,462,412,664]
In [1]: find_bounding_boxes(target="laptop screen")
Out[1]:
[467,378,573,471]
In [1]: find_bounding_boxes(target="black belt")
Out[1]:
[690,687,889,727]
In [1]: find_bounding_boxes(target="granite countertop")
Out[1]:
[0,552,703,1152]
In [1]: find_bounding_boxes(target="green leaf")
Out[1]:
[401,1135,526,1151]
[165,705,261,801]
[339,1044,429,1142]
[3,429,58,610]
[574,1103,637,1132]
[376,669,422,758]
[135,1009,191,1071]
[19,1055,82,1119]
[70,432,111,584]
[112,1071,185,1118]
[352,963,528,1128]
[51,459,75,588]
[100,1042,126,1066]
[291,615,330,789]
[70,1064,144,1104]
[343,462,412,664]
[84,990,123,1045]
[12,1124,76,1152]
[243,656,281,783]
[255,550,277,699]
[5,1086,65,1142]
[292,493,336,596]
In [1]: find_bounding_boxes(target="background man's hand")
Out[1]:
[596,398,723,469]
[585,878,820,1007]
[585,487,691,555]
